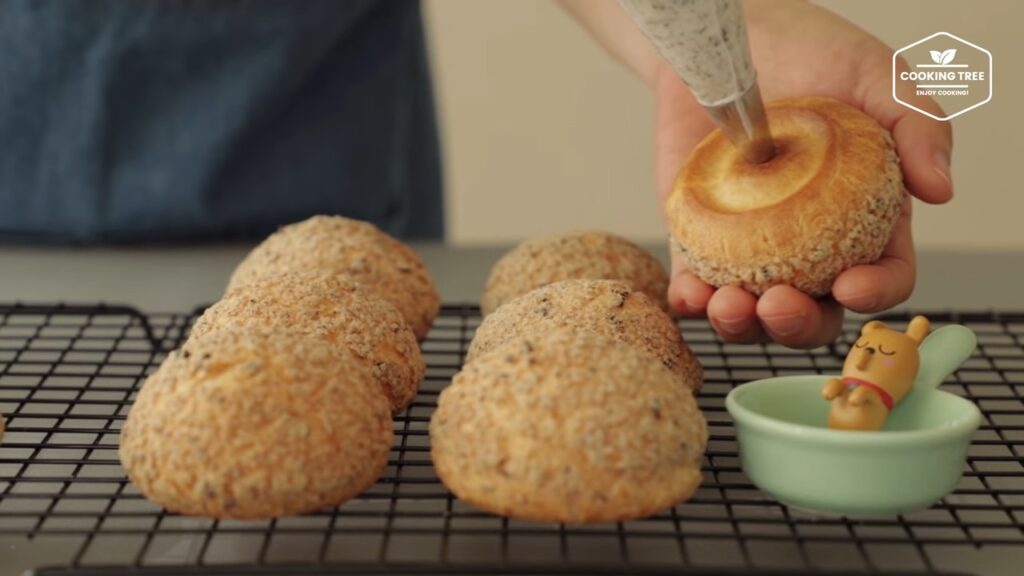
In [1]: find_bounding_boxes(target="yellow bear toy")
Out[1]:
[822,316,930,431]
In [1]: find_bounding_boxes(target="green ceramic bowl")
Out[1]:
[725,374,982,517]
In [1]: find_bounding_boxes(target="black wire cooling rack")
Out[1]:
[1,304,1022,576]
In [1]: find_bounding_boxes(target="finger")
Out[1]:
[707,286,767,344]
[756,285,845,349]
[833,196,916,313]
[861,56,954,205]
[667,240,715,317]
[669,272,715,318]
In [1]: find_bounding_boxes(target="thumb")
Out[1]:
[891,100,954,205]
[865,56,954,205]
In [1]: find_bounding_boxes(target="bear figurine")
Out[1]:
[822,316,930,431]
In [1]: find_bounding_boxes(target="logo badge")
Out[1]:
[893,32,992,121]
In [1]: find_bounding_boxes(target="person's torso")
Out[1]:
[0,0,442,244]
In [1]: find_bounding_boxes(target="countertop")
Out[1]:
[0,245,1021,312]
[0,245,1022,576]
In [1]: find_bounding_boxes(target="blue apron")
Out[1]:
[0,0,443,243]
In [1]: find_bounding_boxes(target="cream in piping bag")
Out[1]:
[619,0,775,163]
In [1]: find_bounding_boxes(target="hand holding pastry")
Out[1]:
[655,0,953,348]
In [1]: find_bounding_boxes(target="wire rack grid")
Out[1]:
[0,304,1022,576]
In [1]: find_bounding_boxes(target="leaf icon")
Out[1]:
[941,49,957,64]
[930,50,944,64]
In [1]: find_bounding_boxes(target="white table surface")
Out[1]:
[0,245,1021,313]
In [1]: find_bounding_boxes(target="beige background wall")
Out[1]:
[423,0,1020,250]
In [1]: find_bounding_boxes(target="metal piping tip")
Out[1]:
[703,80,776,164]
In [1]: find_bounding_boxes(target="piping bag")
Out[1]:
[619,0,776,164]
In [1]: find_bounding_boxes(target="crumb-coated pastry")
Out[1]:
[481,231,669,316]
[227,215,440,339]
[191,272,424,413]
[431,330,707,524]
[666,97,905,296]
[467,279,701,390]
[119,330,393,519]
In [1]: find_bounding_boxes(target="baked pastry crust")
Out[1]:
[431,330,707,524]
[191,272,424,414]
[482,231,669,316]
[119,329,393,519]
[228,215,440,339]
[666,97,905,296]
[468,279,701,390]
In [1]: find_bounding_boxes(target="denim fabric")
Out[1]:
[0,0,443,244]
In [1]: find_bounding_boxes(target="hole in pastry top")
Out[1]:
[683,106,837,214]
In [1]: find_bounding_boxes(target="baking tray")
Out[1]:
[0,303,1022,575]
